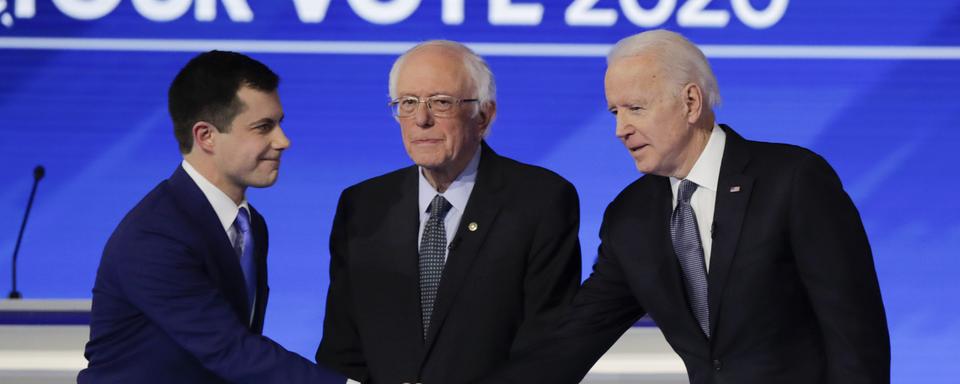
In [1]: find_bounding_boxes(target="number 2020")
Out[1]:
[566,0,789,29]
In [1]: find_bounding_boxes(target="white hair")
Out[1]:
[388,40,497,110]
[607,29,721,108]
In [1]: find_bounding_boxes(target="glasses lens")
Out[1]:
[429,96,456,116]
[397,98,420,116]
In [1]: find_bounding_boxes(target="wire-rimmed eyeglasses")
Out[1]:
[389,95,480,118]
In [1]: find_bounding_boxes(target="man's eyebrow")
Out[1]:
[248,115,284,126]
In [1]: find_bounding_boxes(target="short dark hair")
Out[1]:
[168,50,279,154]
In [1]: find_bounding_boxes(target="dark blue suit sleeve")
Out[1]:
[114,229,344,384]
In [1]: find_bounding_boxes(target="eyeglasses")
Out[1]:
[389,95,480,118]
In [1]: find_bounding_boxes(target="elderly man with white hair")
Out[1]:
[316,40,582,384]
[483,29,889,384]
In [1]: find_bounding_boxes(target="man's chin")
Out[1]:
[409,154,446,169]
[633,161,653,175]
[246,174,279,189]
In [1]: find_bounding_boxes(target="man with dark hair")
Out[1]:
[168,50,281,154]
[79,50,343,384]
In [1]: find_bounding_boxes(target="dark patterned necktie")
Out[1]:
[233,207,256,317]
[419,194,452,339]
[670,180,710,338]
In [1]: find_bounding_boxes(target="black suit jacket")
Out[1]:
[317,142,582,383]
[80,166,343,384]
[485,126,890,384]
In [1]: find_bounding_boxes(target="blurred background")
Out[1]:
[1,0,958,382]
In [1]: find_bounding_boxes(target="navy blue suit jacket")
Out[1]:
[79,166,343,384]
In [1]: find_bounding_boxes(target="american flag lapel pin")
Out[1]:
[729,185,741,193]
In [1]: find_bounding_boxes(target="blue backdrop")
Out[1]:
[2,1,958,382]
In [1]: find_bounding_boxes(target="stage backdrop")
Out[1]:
[1,1,958,381]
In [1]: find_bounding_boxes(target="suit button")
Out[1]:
[713,359,722,371]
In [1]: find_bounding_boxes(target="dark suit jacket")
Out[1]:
[485,125,890,384]
[316,142,582,383]
[79,166,342,384]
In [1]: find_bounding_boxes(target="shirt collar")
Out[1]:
[181,159,250,234]
[418,145,481,215]
[671,124,727,192]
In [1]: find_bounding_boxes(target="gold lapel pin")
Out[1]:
[467,222,478,232]
[729,186,741,193]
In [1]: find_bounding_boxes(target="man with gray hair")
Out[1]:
[316,40,581,383]
[483,29,889,384]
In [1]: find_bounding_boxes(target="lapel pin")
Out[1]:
[467,222,478,232]
[729,186,741,193]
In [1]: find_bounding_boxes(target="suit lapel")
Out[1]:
[643,177,707,339]
[249,206,269,333]
[707,125,753,337]
[386,166,427,348]
[167,166,251,323]
[422,142,503,354]
[634,177,680,283]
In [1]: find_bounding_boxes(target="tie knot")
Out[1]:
[677,179,698,204]
[235,207,251,234]
[428,195,453,219]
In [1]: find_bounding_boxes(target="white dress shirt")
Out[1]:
[181,160,255,323]
[416,146,481,262]
[669,125,726,272]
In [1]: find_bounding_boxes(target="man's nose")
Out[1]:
[272,125,291,150]
[614,114,630,139]
[414,101,434,128]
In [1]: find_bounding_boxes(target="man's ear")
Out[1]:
[476,101,497,136]
[192,121,217,154]
[682,83,704,124]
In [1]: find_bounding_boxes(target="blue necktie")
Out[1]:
[419,195,452,339]
[670,180,710,338]
[234,207,256,316]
